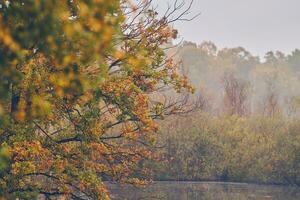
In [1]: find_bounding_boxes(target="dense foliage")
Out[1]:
[151,42,300,186]
[153,113,300,185]
[0,0,194,199]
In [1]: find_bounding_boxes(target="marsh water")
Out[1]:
[108,181,300,200]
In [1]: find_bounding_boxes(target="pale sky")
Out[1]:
[155,0,300,57]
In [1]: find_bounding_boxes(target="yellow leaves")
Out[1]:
[181,76,195,93]
[0,31,19,51]
[53,159,68,174]
[62,55,77,66]
[102,26,113,43]
[13,95,52,121]
[14,99,26,122]
[0,16,20,51]
[63,24,75,38]
[90,124,104,140]
[49,70,79,97]
[132,93,152,126]
[46,35,58,50]
[11,141,53,175]
[101,78,133,97]
[78,2,90,18]
[89,17,103,32]
[12,161,37,175]
[0,144,11,173]
[59,9,71,22]
[0,145,10,158]
[122,123,138,139]
[127,54,150,74]
[0,103,3,116]
[154,102,163,116]
[114,50,126,60]
[31,96,52,117]
[128,57,141,73]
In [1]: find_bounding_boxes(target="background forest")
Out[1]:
[151,41,300,186]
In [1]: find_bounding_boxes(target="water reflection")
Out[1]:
[108,182,300,200]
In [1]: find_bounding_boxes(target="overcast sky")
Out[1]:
[155,0,300,57]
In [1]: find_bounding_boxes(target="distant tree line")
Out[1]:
[148,42,300,186]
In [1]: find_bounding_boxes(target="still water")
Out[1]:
[108,181,300,200]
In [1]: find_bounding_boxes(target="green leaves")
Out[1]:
[0,144,10,174]
[0,143,11,198]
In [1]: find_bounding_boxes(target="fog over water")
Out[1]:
[156,0,300,57]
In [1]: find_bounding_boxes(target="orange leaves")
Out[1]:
[165,57,176,70]
[52,159,68,174]
[11,141,51,161]
[121,123,138,139]
[132,93,152,126]
[88,17,104,32]
[89,143,108,155]
[14,99,26,122]
[135,93,148,108]
[102,77,157,133]
[114,50,126,60]
[101,78,132,96]
[11,141,53,175]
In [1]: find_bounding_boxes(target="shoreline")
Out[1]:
[105,180,300,188]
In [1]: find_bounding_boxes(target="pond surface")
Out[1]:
[108,181,300,200]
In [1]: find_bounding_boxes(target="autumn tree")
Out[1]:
[0,0,195,199]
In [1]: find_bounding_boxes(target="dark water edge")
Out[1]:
[107,181,300,200]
